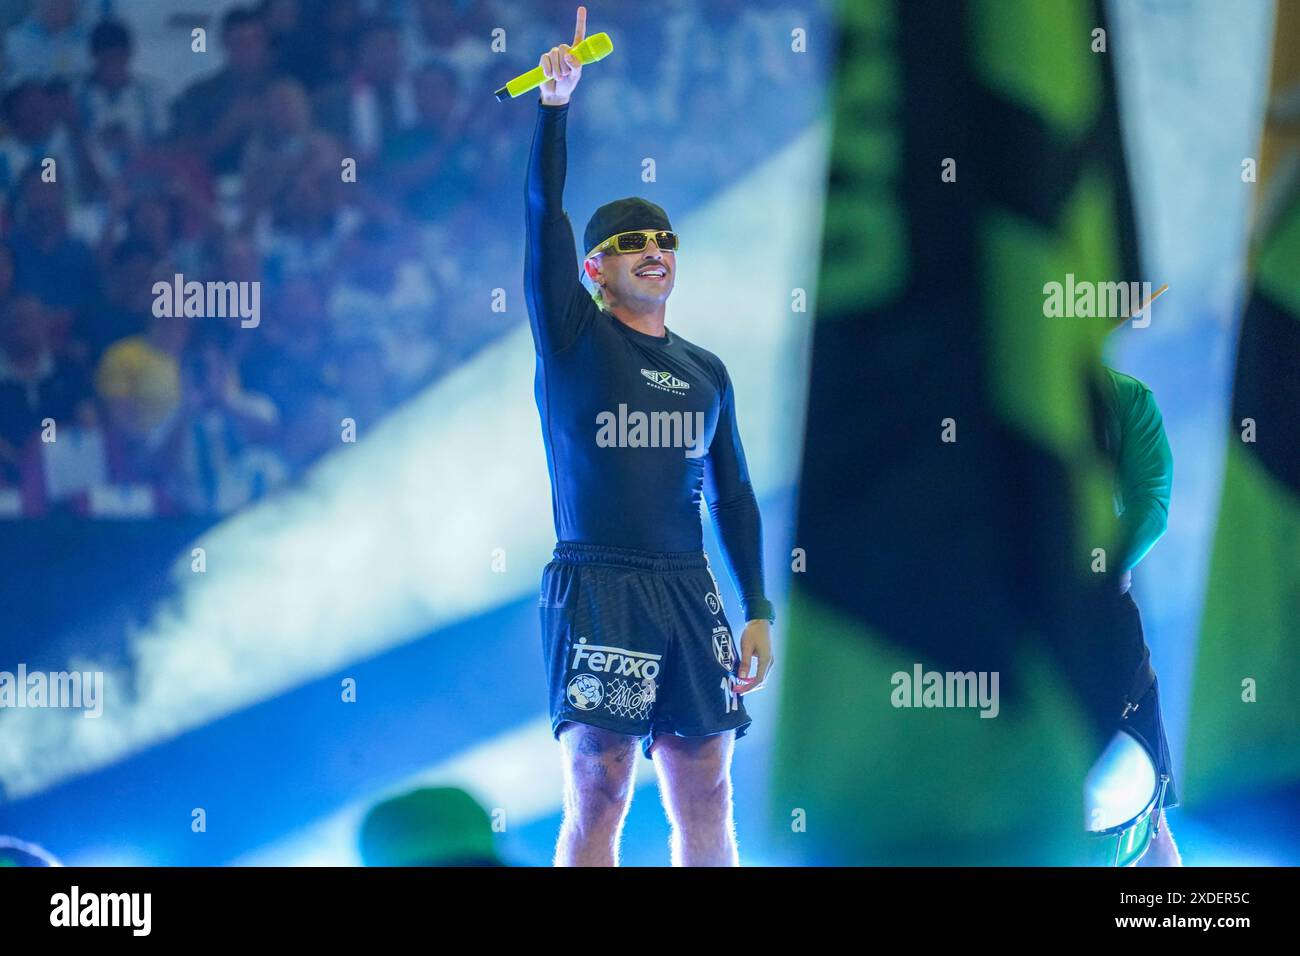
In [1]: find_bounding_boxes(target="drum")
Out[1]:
[1084,726,1170,866]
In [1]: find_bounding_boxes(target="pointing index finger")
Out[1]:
[573,5,587,46]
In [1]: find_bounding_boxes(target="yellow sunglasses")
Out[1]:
[586,229,680,259]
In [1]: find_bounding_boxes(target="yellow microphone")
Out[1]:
[494,32,614,102]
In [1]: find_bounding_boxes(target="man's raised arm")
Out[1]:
[523,7,593,355]
[1115,382,1172,573]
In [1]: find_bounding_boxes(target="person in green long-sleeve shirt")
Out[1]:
[1095,365,1181,866]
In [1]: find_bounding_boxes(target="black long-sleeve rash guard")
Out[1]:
[523,101,774,624]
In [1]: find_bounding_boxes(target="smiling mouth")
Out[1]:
[634,266,668,280]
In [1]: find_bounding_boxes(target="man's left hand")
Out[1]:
[734,620,774,694]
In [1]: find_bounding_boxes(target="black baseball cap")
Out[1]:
[583,197,673,258]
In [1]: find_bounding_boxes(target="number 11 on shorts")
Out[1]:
[720,676,739,713]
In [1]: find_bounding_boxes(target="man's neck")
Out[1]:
[608,302,667,338]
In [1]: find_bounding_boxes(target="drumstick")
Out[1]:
[1129,283,1168,319]
[1113,283,1167,329]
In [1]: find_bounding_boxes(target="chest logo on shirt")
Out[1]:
[641,369,690,393]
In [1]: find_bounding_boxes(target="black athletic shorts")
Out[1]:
[1114,592,1180,809]
[539,542,751,758]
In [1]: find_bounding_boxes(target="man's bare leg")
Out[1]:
[554,722,639,866]
[651,730,738,867]
[1137,814,1182,866]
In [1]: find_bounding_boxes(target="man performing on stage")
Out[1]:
[1096,364,1181,866]
[523,7,775,867]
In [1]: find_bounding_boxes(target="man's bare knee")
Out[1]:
[560,723,638,817]
[677,776,731,823]
[653,733,733,820]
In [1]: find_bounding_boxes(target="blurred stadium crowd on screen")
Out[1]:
[0,0,813,518]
